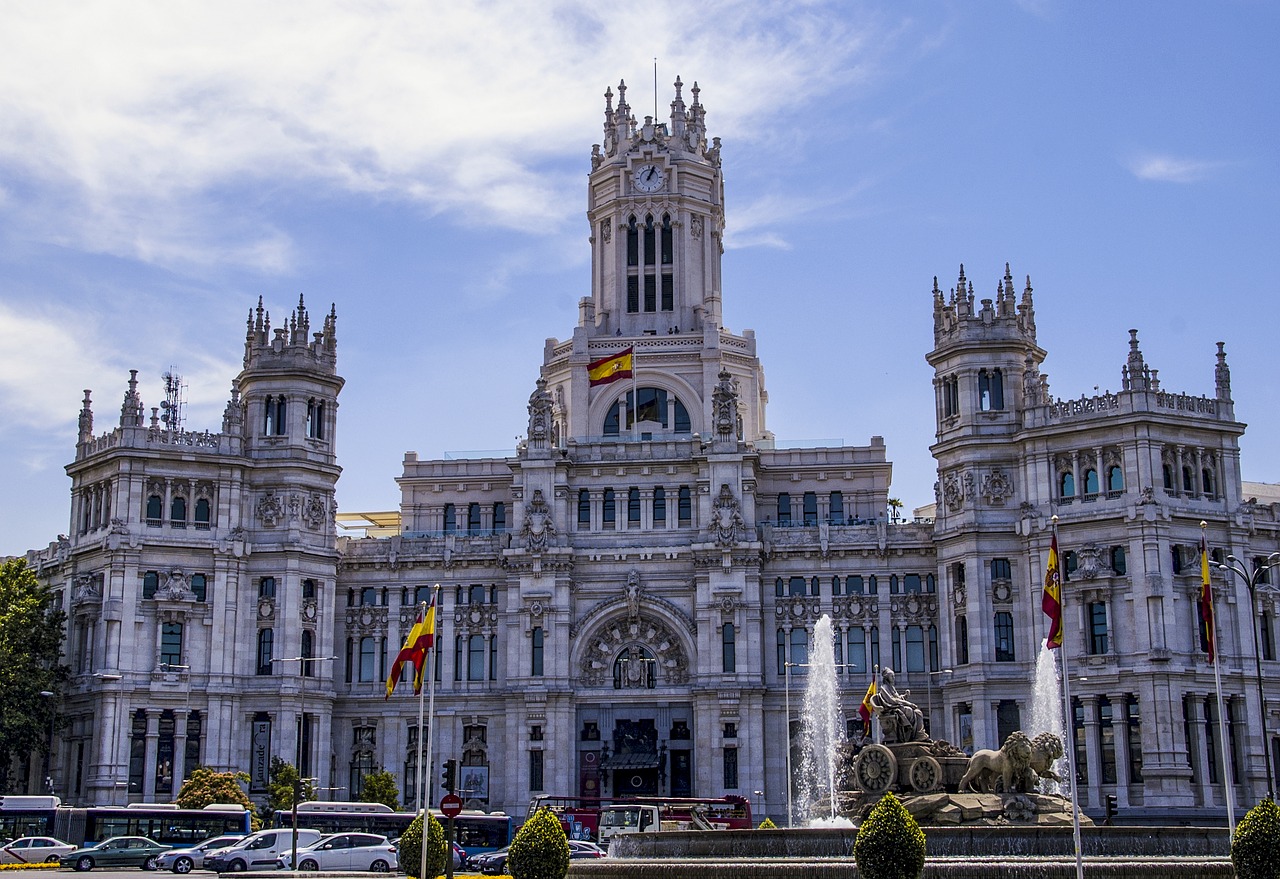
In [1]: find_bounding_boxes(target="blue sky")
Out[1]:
[1,1,1276,555]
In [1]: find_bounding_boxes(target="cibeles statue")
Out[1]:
[870,665,928,744]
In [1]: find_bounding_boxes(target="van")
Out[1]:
[205,829,323,872]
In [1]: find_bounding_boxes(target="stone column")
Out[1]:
[1109,693,1132,807]
[172,709,189,798]
[1080,694,1101,809]
[1185,695,1214,806]
[142,708,161,798]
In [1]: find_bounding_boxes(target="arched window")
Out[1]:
[775,578,785,597]
[1162,464,1174,490]
[613,646,656,689]
[263,395,274,435]
[302,578,317,599]
[660,214,673,265]
[170,496,187,527]
[146,495,163,523]
[1083,469,1099,495]
[722,624,736,673]
[979,368,1005,411]
[1202,468,1215,497]
[358,636,376,682]
[789,576,806,596]
[274,396,287,435]
[626,216,639,267]
[360,587,377,607]
[1182,467,1194,493]
[256,629,274,675]
[1107,466,1124,493]
[626,216,640,313]
[194,498,211,528]
[306,398,325,439]
[1060,472,1075,498]
[603,387,693,436]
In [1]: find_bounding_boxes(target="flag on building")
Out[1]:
[587,347,634,386]
[385,595,437,698]
[859,679,877,734]
[1200,538,1215,663]
[1043,534,1063,649]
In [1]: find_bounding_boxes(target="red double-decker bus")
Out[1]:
[526,795,751,842]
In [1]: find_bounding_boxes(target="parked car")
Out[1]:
[1,836,77,865]
[59,836,173,872]
[156,835,245,874]
[206,829,323,873]
[469,845,510,875]
[451,842,466,870]
[569,840,607,861]
[274,833,397,872]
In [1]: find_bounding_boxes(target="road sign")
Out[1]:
[440,793,463,817]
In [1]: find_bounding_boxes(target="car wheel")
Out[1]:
[45,855,62,863]
[75,856,94,872]
[173,856,194,874]
[298,860,319,871]
[369,860,389,873]
[227,859,247,873]
[143,855,159,871]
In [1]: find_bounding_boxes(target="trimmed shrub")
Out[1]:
[508,807,570,879]
[854,792,926,879]
[758,817,778,829]
[1233,798,1280,879]
[397,811,447,879]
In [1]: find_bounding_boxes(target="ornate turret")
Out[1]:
[1215,342,1232,402]
[244,295,337,373]
[120,370,144,427]
[77,390,94,444]
[932,263,1038,347]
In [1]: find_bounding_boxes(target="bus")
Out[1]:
[1,798,251,847]
[526,795,752,842]
[273,802,512,859]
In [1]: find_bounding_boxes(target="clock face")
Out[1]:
[633,163,665,193]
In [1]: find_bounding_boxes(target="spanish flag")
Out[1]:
[858,679,877,734]
[1043,535,1063,649]
[1199,538,1215,663]
[587,347,634,386]
[385,594,437,698]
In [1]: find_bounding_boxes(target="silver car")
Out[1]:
[156,836,245,874]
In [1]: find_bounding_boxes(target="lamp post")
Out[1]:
[39,690,56,797]
[273,654,337,872]
[1217,551,1280,801]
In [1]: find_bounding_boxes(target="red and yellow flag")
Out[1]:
[587,347,634,386]
[1043,535,1063,649]
[1200,538,1215,663]
[385,595,437,698]
[858,679,877,734]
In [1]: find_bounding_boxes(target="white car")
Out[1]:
[276,833,397,872]
[156,835,245,874]
[0,837,77,865]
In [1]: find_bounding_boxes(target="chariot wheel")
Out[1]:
[856,743,898,794]
[908,755,942,793]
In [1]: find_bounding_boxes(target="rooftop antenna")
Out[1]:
[160,369,186,434]
[654,57,658,120]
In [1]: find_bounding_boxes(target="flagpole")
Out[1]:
[1050,516,1085,879]
[1204,522,1236,833]
[414,603,428,813]
[420,584,441,879]
[631,346,639,440]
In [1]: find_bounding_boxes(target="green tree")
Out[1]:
[358,769,400,811]
[0,559,69,792]
[854,792,926,879]
[1232,797,1280,879]
[176,767,255,811]
[263,757,317,822]
[397,811,446,879]
[508,807,570,879]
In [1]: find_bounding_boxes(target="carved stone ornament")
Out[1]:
[72,573,101,604]
[580,614,689,687]
[521,489,556,553]
[527,378,554,449]
[943,472,965,511]
[1075,544,1104,580]
[711,369,738,437]
[303,495,328,529]
[301,598,318,622]
[951,585,966,608]
[158,568,195,601]
[691,215,704,239]
[256,491,285,527]
[992,581,1012,604]
[981,469,1014,505]
[708,483,744,546]
[600,218,611,243]
[625,570,642,622]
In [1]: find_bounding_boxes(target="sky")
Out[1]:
[1,1,1277,555]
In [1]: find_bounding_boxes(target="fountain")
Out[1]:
[1028,640,1068,795]
[797,615,848,823]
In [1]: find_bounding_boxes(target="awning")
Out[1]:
[600,753,660,770]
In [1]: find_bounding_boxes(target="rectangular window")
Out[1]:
[994,611,1015,662]
[143,571,159,599]
[870,626,880,669]
[956,615,969,665]
[802,492,817,526]
[777,493,791,526]
[722,623,736,673]
[578,490,591,529]
[160,623,183,667]
[468,635,485,681]
[1111,546,1127,575]
[627,276,639,313]
[829,492,844,524]
[846,627,867,675]
[190,573,207,602]
[493,502,506,531]
[644,275,656,312]
[467,503,482,534]
[904,574,922,594]
[776,629,786,676]
[788,576,806,596]
[259,577,276,599]
[990,558,1012,580]
[530,750,544,792]
[653,487,666,523]
[1099,697,1117,784]
[1074,698,1089,785]
[603,489,616,525]
[1126,695,1143,783]
[443,504,456,534]
[722,747,738,790]
[531,627,544,676]
[905,625,925,673]
[628,488,641,524]
[847,575,864,595]
[1089,602,1108,655]
[661,274,673,311]
[678,487,692,525]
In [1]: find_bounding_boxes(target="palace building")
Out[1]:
[23,78,1280,822]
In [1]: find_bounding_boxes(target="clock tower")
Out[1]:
[538,77,767,447]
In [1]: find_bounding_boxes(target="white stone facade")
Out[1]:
[23,79,1280,823]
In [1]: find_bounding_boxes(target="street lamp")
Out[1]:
[272,654,336,872]
[1218,551,1280,801]
[783,659,806,828]
[39,691,56,797]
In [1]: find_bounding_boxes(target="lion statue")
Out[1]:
[1023,731,1066,789]
[958,730,1035,794]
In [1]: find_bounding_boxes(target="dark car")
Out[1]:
[59,836,173,872]
[469,845,510,875]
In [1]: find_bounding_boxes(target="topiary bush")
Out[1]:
[1233,797,1280,879]
[508,807,570,879]
[397,811,447,879]
[854,792,926,879]
[757,817,778,829]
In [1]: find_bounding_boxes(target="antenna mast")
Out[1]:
[160,369,186,434]
[654,58,658,120]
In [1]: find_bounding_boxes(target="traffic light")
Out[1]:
[1104,794,1118,824]
[441,759,457,794]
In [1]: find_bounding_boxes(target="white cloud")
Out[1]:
[1127,153,1225,183]
[0,1,893,273]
